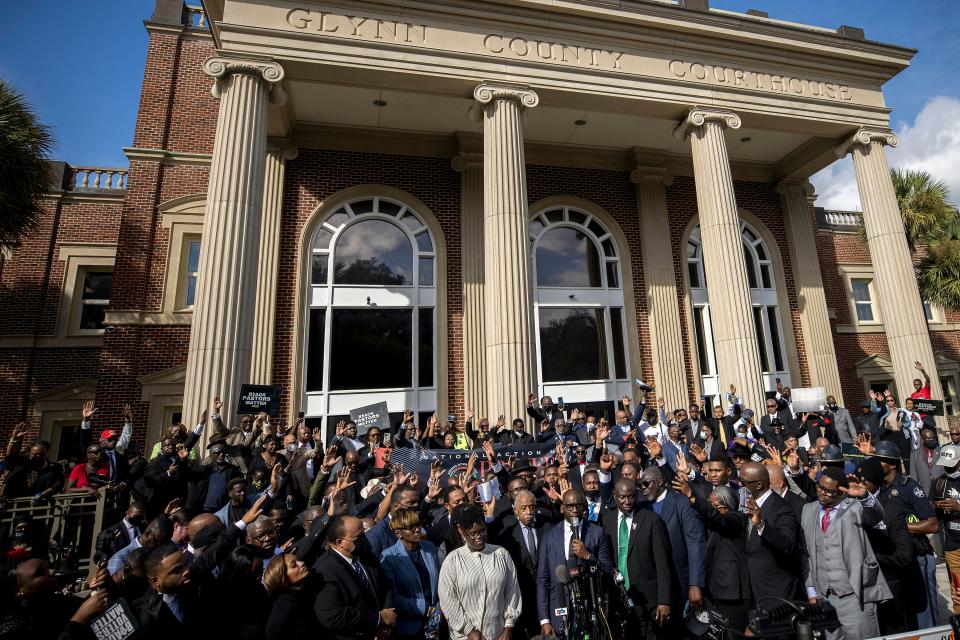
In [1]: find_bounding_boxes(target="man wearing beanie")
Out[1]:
[931,444,960,615]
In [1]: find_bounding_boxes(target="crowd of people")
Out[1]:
[1,361,958,640]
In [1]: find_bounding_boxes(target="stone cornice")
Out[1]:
[203,56,287,105]
[673,107,741,141]
[451,152,483,172]
[630,166,674,186]
[473,83,539,109]
[834,127,899,158]
[267,138,299,161]
[124,147,212,166]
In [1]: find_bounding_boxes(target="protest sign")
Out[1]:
[90,598,139,640]
[789,387,826,414]
[236,384,282,415]
[350,401,391,436]
[911,398,944,416]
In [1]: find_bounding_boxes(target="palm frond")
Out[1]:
[0,79,54,251]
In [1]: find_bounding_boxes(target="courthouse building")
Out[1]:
[3,0,959,453]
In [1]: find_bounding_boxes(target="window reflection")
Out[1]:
[539,308,608,382]
[334,220,413,285]
[329,309,412,390]
[536,227,601,287]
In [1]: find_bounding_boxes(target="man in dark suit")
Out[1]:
[495,489,552,639]
[95,500,146,561]
[313,514,397,639]
[739,462,804,604]
[602,477,673,638]
[760,398,798,439]
[692,422,725,462]
[498,418,535,445]
[527,393,565,426]
[537,488,614,638]
[427,486,467,551]
[767,464,807,521]
[638,466,706,612]
[134,544,204,639]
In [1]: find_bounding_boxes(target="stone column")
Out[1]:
[474,83,539,421]
[631,166,689,406]
[838,129,943,414]
[453,152,488,418]
[183,56,286,431]
[778,179,844,402]
[250,140,297,385]
[675,108,766,412]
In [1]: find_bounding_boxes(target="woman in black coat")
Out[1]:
[263,552,320,640]
[675,477,752,636]
[210,546,271,640]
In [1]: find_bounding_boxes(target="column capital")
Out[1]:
[267,137,299,161]
[451,152,483,172]
[630,166,674,186]
[473,83,539,109]
[775,178,815,197]
[203,56,287,105]
[834,127,898,158]
[673,107,741,141]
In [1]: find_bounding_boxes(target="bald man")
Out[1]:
[739,462,804,604]
[767,463,807,521]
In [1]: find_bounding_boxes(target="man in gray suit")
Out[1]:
[802,466,892,640]
[825,395,858,444]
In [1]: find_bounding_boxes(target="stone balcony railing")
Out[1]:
[69,166,128,191]
[185,5,206,28]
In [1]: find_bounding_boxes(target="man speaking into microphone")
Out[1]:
[537,488,613,637]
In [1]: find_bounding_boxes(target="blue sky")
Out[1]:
[1,1,958,207]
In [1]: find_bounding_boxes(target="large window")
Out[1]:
[851,278,876,323]
[687,221,789,404]
[304,197,436,427]
[77,270,113,332]
[531,206,629,403]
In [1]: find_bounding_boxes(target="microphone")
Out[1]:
[555,565,569,585]
[614,570,636,610]
[569,517,581,541]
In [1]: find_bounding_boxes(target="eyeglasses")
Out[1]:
[766,404,777,409]
[815,485,841,496]
[86,448,101,454]
[639,479,656,488]
[563,502,587,510]
[461,528,486,540]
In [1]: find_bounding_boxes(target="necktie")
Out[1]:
[524,526,538,562]
[618,514,630,589]
[821,508,832,533]
[568,524,579,565]
[165,596,184,623]
[352,558,372,592]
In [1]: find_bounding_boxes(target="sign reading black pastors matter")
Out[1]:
[237,384,283,415]
[350,401,391,436]
[912,398,945,416]
[90,598,139,640]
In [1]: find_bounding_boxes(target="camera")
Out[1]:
[447,414,456,424]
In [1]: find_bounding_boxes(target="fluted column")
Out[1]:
[453,152,488,418]
[474,83,539,422]
[778,179,844,402]
[251,140,298,384]
[838,129,943,418]
[675,107,765,412]
[632,166,688,406]
[183,56,286,434]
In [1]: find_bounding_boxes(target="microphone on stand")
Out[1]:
[570,516,581,541]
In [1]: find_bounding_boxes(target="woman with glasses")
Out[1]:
[66,445,109,494]
[878,392,914,473]
[248,434,288,482]
[380,508,441,639]
[438,504,522,640]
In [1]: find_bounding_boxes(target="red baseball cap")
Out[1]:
[100,429,119,441]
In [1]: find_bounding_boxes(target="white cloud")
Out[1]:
[810,95,960,211]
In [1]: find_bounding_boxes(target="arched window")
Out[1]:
[304,197,436,422]
[531,206,629,405]
[687,220,789,406]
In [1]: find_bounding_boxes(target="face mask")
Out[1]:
[828,404,839,411]
[924,441,938,450]
[700,430,709,440]
[251,479,266,490]
[585,489,600,501]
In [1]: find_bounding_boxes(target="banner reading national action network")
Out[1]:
[390,441,556,479]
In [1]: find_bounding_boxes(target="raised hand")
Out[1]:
[465,452,478,479]
[123,403,134,421]
[482,440,497,465]
[427,475,442,501]
[915,361,925,371]
[764,443,782,466]
[200,409,209,426]
[527,393,536,406]
[164,498,182,516]
[600,451,615,471]
[213,396,223,412]
[743,496,761,527]
[312,427,323,443]
[403,409,414,424]
[540,419,550,433]
[11,422,27,440]
[672,474,692,498]
[689,443,707,463]
[622,394,631,408]
[645,436,662,459]
[676,452,689,476]
[483,498,496,518]
[336,467,355,491]
[243,494,268,524]
[82,400,97,421]
[466,408,475,421]
[336,420,346,437]
[855,433,874,455]
[496,414,506,429]
[784,447,801,472]
[657,396,665,409]
[558,476,572,496]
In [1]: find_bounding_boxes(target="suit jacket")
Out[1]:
[644,490,706,593]
[691,436,725,462]
[744,491,804,603]
[827,407,858,444]
[497,429,535,446]
[495,515,552,632]
[780,489,808,522]
[801,497,892,604]
[133,587,205,640]
[601,507,673,610]
[380,539,441,636]
[689,495,751,601]
[536,520,614,631]
[210,415,258,474]
[367,516,399,558]
[760,411,799,439]
[864,498,917,607]
[95,518,135,561]
[312,549,393,639]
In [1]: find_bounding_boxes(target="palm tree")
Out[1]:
[0,79,54,251]
[917,216,960,312]
[890,168,957,252]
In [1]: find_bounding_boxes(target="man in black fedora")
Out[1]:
[872,439,941,629]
